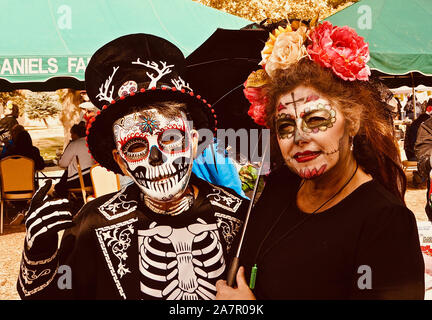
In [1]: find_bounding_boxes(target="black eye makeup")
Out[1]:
[276,102,337,139]
[301,104,337,133]
[276,113,296,139]
[158,129,188,153]
[303,109,332,129]
[122,137,149,162]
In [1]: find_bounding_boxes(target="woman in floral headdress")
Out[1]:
[216,21,424,299]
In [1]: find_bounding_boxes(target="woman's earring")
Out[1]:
[349,136,354,151]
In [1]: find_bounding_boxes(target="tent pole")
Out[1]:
[411,72,417,120]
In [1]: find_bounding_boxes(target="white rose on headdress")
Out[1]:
[264,27,308,78]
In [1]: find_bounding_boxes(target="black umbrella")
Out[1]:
[185,27,271,287]
[185,27,269,133]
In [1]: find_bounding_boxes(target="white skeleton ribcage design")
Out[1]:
[138,218,225,300]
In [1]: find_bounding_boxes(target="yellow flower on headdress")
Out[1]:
[260,25,293,64]
[260,23,309,78]
[245,69,270,88]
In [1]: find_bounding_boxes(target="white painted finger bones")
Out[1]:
[24,181,73,250]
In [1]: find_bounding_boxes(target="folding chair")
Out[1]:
[67,156,93,205]
[88,164,121,200]
[0,156,35,234]
[402,160,418,173]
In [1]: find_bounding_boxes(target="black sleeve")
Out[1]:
[350,205,425,299]
[404,125,413,152]
[415,121,432,177]
[31,146,46,170]
[17,204,98,299]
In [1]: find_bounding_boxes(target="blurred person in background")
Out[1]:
[405,95,423,120]
[405,103,432,161]
[393,97,403,120]
[415,99,432,220]
[1,124,45,170]
[6,124,45,225]
[0,102,19,143]
[54,122,95,197]
[78,101,98,128]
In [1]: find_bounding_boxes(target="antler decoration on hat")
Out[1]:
[171,77,192,91]
[85,33,218,174]
[132,59,174,89]
[97,66,119,103]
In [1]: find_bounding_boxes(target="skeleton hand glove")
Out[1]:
[24,180,73,254]
[17,180,73,298]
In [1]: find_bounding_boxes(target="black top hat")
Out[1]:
[85,33,217,173]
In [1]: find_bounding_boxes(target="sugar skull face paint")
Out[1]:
[276,103,337,140]
[276,86,348,180]
[113,109,194,201]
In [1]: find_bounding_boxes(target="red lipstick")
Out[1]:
[294,150,321,163]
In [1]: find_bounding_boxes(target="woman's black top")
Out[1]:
[241,166,425,299]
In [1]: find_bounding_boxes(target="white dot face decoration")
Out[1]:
[113,109,194,201]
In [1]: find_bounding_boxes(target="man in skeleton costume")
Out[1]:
[17,34,248,300]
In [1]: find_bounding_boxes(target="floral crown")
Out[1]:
[244,20,371,126]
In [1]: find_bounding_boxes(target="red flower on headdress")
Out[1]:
[307,21,370,81]
[243,83,268,127]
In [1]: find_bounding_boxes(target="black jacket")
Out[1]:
[17,176,248,300]
[0,115,18,141]
[415,117,432,220]
[1,130,45,170]
[405,113,430,161]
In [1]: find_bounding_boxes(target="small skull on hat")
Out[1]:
[118,80,138,97]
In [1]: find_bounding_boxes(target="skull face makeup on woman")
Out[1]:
[276,86,350,180]
[113,108,196,201]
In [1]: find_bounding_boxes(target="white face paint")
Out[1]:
[113,108,194,201]
[276,86,347,180]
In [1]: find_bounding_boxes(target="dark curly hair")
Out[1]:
[71,122,87,138]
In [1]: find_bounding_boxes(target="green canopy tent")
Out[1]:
[0,0,250,91]
[326,0,432,88]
